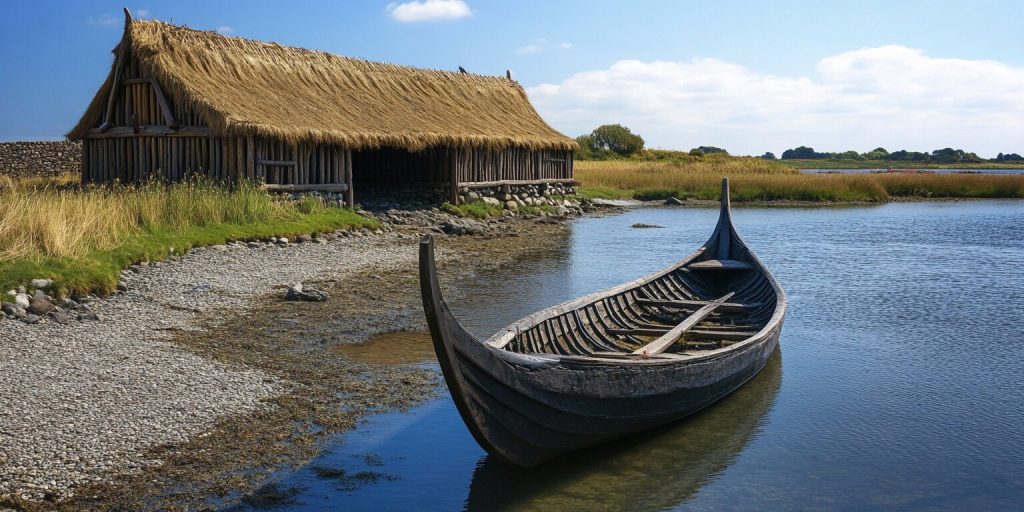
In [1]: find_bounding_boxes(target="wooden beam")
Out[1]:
[460,178,576,189]
[632,292,735,356]
[636,298,760,311]
[256,159,297,167]
[101,10,132,131]
[147,78,178,128]
[686,259,753,271]
[84,126,210,139]
[262,183,349,193]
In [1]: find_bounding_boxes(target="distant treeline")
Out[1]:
[777,146,1023,163]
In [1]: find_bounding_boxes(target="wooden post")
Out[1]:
[450,148,460,204]
[345,149,354,209]
[246,135,255,180]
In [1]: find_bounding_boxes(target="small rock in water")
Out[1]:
[631,223,665,229]
[282,283,329,302]
[31,278,54,289]
[664,197,685,206]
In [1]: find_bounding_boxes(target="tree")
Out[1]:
[696,146,729,155]
[590,124,644,156]
[761,152,776,160]
[781,146,828,159]
[688,148,705,157]
[862,147,889,160]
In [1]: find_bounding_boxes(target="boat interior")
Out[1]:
[496,223,778,360]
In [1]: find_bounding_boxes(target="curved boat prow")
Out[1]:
[709,177,737,260]
[419,235,508,461]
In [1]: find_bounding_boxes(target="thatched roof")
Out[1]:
[69,18,575,152]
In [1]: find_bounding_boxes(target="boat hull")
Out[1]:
[420,238,784,468]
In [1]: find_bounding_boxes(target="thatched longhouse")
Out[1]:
[68,10,576,205]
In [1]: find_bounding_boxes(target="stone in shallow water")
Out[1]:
[283,283,329,302]
[664,196,685,206]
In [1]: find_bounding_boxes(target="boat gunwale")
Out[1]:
[481,216,786,367]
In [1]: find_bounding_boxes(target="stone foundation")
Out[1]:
[0,141,82,179]
[458,182,577,210]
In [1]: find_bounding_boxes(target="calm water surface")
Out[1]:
[238,200,1024,511]
[800,167,1024,174]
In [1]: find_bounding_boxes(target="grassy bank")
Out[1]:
[0,177,377,296]
[575,159,1024,202]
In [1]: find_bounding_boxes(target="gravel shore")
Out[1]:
[0,226,431,504]
[0,204,590,507]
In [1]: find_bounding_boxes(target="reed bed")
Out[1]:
[574,160,1024,202]
[0,177,374,295]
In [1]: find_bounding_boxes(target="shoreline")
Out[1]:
[0,207,580,510]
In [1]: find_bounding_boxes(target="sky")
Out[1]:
[1,0,1022,157]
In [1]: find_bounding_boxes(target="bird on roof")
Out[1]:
[458,66,467,74]
[506,69,512,80]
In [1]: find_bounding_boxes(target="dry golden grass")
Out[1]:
[574,159,1024,202]
[0,176,376,295]
[0,178,295,261]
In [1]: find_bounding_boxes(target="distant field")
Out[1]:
[0,175,375,296]
[574,158,1024,202]
[778,159,1024,170]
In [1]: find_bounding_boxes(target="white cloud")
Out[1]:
[87,14,119,27]
[216,26,234,35]
[136,9,150,17]
[527,45,1024,157]
[516,38,573,56]
[386,0,471,23]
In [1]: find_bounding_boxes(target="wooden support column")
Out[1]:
[344,149,354,208]
[450,148,461,204]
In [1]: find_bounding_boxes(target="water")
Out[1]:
[799,167,1024,175]
[237,200,1024,511]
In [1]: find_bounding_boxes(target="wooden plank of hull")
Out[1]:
[418,177,787,467]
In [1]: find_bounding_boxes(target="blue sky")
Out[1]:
[1,0,1022,156]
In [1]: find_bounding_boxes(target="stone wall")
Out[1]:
[458,182,576,210]
[0,141,82,179]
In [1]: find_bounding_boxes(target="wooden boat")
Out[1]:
[419,177,786,467]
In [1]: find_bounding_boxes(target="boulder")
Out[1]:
[296,234,313,243]
[664,196,685,206]
[48,310,73,325]
[30,278,54,289]
[14,293,30,309]
[2,303,25,318]
[21,314,41,325]
[283,283,329,302]
[440,219,487,236]
[116,281,129,292]
[27,298,55,316]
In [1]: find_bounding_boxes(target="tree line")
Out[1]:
[573,124,1022,163]
[778,146,1022,163]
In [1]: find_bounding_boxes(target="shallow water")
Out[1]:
[238,200,1024,511]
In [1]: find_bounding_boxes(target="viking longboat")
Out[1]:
[419,177,786,468]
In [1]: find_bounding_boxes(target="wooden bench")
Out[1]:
[633,292,735,356]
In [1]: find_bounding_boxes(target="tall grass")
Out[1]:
[0,177,375,295]
[575,160,1024,202]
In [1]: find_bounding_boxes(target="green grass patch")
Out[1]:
[440,201,504,219]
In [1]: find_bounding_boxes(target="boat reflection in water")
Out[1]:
[465,349,782,512]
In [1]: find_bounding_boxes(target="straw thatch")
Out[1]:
[69,19,576,152]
